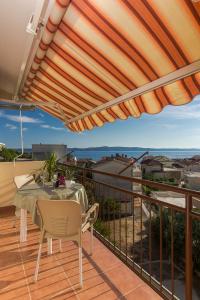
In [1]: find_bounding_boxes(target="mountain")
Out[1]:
[69,146,200,151]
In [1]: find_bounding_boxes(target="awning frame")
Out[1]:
[14,0,55,100]
[66,60,200,125]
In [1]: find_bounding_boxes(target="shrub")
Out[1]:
[94,219,110,238]
[151,209,200,272]
[0,147,18,161]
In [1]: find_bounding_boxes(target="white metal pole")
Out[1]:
[14,106,24,166]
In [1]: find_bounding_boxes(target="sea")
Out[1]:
[20,148,200,161]
[72,149,200,161]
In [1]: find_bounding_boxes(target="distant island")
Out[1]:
[69,146,200,151]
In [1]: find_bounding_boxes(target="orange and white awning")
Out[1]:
[21,0,200,132]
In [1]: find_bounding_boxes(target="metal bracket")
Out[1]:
[26,15,37,35]
[56,104,68,123]
[26,14,44,36]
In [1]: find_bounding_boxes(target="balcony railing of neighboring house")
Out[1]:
[59,163,200,300]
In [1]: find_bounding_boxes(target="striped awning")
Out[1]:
[21,0,200,132]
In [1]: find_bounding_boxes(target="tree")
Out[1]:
[151,209,200,272]
[0,147,18,161]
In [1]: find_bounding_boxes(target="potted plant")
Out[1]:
[64,167,75,188]
[43,153,57,182]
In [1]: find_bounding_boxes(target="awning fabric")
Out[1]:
[21,0,200,132]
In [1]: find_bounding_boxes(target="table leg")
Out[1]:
[20,208,27,243]
[47,238,53,255]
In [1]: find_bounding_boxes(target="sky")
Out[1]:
[0,95,200,149]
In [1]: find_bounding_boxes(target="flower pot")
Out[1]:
[65,180,75,188]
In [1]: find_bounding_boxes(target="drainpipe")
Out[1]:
[14,105,24,166]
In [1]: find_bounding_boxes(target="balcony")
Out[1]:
[0,161,200,300]
[0,207,161,300]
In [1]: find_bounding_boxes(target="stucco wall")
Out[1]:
[0,161,43,207]
[141,164,162,175]
[185,175,200,191]
[153,170,182,181]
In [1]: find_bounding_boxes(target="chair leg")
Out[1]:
[59,239,62,252]
[79,246,83,288]
[20,208,27,243]
[47,238,52,255]
[90,225,94,255]
[34,243,42,282]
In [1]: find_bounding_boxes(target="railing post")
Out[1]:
[82,168,86,186]
[185,194,192,300]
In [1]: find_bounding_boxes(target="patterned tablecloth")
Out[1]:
[14,182,88,225]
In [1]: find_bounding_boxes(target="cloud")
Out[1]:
[6,115,42,123]
[5,123,17,130]
[5,123,28,131]
[40,124,64,131]
[160,99,200,120]
[0,111,42,123]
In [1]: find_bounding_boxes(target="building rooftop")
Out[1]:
[185,172,200,178]
[141,159,162,166]
[152,191,185,208]
[163,167,181,172]
[0,208,162,300]
[93,157,133,168]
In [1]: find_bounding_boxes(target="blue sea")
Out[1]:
[19,148,200,161]
[73,149,200,161]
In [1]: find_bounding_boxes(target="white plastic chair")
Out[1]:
[14,174,35,189]
[34,200,83,287]
[82,203,99,254]
[58,202,99,255]
[13,174,35,232]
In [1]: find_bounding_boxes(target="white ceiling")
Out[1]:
[0,0,37,98]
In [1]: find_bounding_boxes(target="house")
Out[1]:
[186,162,200,172]
[153,167,182,182]
[173,156,200,172]
[184,172,200,191]
[151,191,185,208]
[92,157,142,215]
[152,191,200,210]
[141,157,182,183]
[152,156,174,168]
[141,159,163,176]
[32,144,67,161]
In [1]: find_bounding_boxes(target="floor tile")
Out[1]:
[123,284,163,300]
[0,212,163,300]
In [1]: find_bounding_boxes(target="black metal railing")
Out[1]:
[60,163,200,300]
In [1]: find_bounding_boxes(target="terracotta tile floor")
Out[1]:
[0,210,163,300]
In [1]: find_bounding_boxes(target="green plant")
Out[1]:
[142,185,152,196]
[151,209,200,272]
[0,147,18,161]
[84,181,96,205]
[64,166,75,180]
[94,219,110,238]
[43,153,57,182]
[57,165,76,181]
[99,197,120,219]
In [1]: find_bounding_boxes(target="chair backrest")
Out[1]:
[14,174,34,189]
[37,200,82,238]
